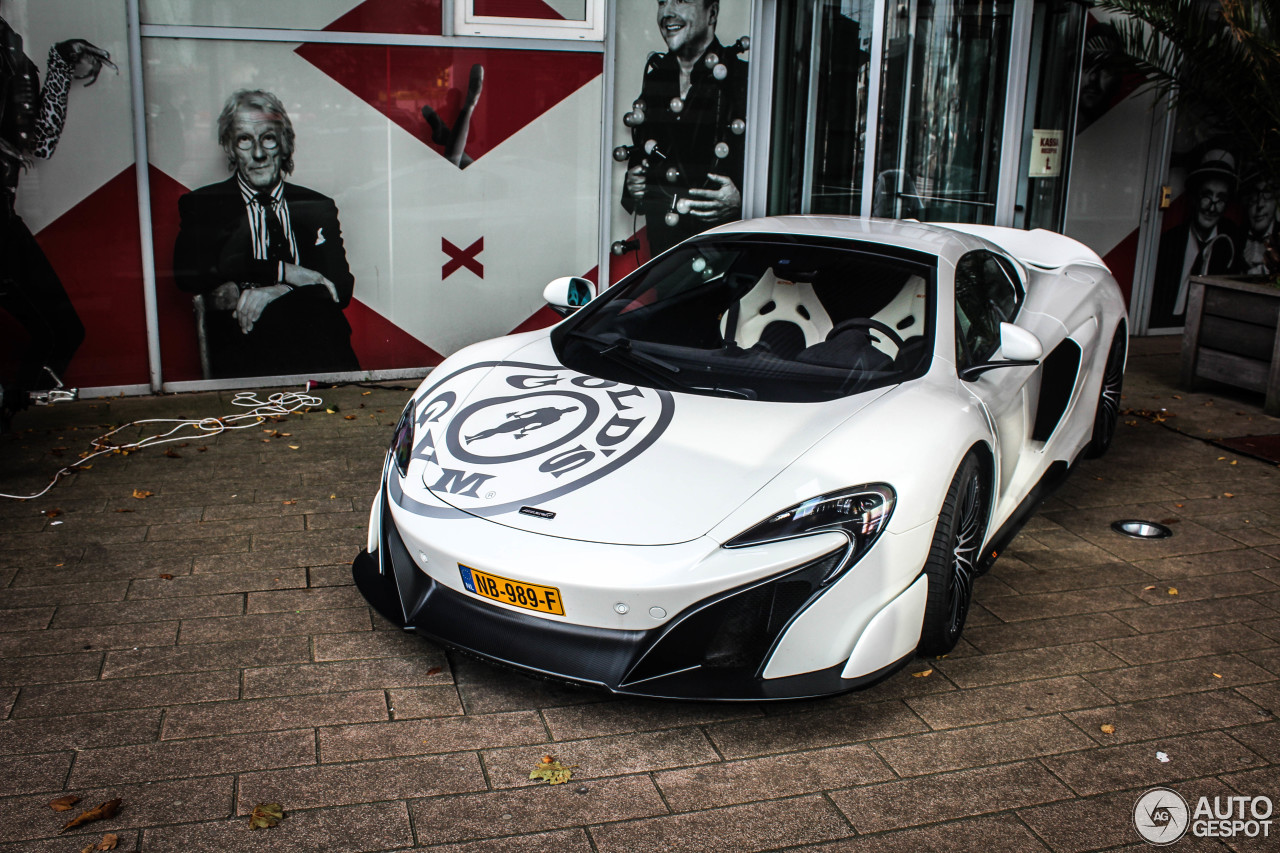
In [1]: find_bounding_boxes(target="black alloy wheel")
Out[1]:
[918,451,988,656]
[1084,325,1126,459]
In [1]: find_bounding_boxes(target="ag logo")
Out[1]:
[408,361,673,515]
[1133,787,1190,845]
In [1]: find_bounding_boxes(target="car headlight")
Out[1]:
[390,402,415,478]
[725,484,895,582]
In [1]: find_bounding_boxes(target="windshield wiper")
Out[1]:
[567,330,683,390]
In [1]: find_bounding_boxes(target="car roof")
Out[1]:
[706,215,991,265]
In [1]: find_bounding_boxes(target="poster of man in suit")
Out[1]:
[173,89,360,379]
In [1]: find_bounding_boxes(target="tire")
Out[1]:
[1084,325,1127,459]
[918,451,989,657]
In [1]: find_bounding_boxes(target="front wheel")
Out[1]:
[918,451,989,656]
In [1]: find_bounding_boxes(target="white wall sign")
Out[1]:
[1030,129,1063,177]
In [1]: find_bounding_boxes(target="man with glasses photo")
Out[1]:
[173,89,359,379]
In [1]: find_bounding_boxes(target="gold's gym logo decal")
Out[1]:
[407,362,673,514]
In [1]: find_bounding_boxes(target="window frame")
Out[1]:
[453,0,605,41]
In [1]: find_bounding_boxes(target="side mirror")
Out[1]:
[543,276,596,317]
[959,322,1043,381]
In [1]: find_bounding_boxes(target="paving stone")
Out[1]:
[1227,720,1280,762]
[237,752,487,812]
[388,686,464,719]
[451,656,611,715]
[0,776,234,845]
[655,743,894,812]
[101,636,310,678]
[312,629,440,662]
[1042,731,1262,796]
[127,568,307,599]
[1235,681,1280,715]
[905,675,1112,730]
[964,611,1139,653]
[829,761,1072,833]
[484,728,719,788]
[0,607,53,632]
[705,700,929,760]
[242,655,450,698]
[1114,596,1277,632]
[12,671,240,717]
[799,814,1051,853]
[307,564,355,587]
[0,580,129,608]
[1130,571,1280,605]
[145,515,303,542]
[142,801,413,852]
[1243,645,1280,676]
[0,708,159,755]
[1101,623,1276,665]
[1084,654,1274,702]
[588,795,852,853]
[980,587,1145,622]
[932,642,1126,689]
[319,711,548,763]
[1068,689,1271,745]
[51,594,244,629]
[0,651,102,687]
[70,729,315,787]
[0,689,14,719]
[162,690,388,740]
[0,622,177,658]
[0,752,71,795]
[874,715,1095,777]
[245,585,366,614]
[542,697,762,741]
[414,828,593,853]
[411,775,669,846]
[1017,777,1237,853]
[992,562,1155,595]
[193,545,354,573]
[177,607,370,643]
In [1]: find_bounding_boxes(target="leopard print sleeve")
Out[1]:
[29,47,73,160]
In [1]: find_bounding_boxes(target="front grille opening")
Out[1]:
[622,550,842,686]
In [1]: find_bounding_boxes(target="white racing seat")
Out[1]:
[722,267,832,356]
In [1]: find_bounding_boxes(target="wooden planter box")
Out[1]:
[1180,274,1280,415]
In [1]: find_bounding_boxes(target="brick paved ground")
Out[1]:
[2,336,1280,852]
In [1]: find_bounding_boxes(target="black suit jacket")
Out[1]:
[173,177,359,378]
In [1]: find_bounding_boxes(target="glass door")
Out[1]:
[873,0,1014,224]
[767,0,877,216]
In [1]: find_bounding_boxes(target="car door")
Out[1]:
[954,250,1037,502]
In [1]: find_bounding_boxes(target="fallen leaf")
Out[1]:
[1100,724,1116,734]
[1144,585,1156,591]
[1175,503,1184,508]
[49,795,80,812]
[248,803,284,830]
[329,494,336,500]
[1225,492,1235,498]
[113,508,134,513]
[159,574,174,580]
[197,446,208,452]
[131,489,152,500]
[325,407,338,414]
[179,442,189,448]
[282,500,297,505]
[288,445,300,450]
[45,508,63,518]
[60,798,122,833]
[362,390,372,395]
[164,449,181,458]
[912,669,933,678]
[89,833,118,851]
[427,666,443,676]
[1213,673,1223,678]
[1167,587,1178,595]
[529,757,577,785]
[343,415,357,420]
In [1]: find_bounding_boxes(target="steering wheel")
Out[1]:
[828,318,905,352]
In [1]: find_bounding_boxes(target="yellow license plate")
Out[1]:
[459,565,565,616]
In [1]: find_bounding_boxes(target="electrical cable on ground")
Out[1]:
[0,390,324,501]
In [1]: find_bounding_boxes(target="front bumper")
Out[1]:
[352,492,912,701]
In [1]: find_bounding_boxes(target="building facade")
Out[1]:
[0,0,1202,396]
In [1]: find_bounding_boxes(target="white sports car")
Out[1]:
[353,217,1127,700]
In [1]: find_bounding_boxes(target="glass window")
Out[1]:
[552,235,936,403]
[768,0,876,217]
[874,0,1013,224]
[456,0,603,40]
[954,250,1022,365]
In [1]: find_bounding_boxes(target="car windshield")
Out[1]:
[551,234,937,403]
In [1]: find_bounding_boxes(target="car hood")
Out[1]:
[413,335,892,545]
